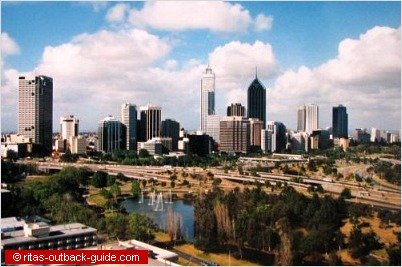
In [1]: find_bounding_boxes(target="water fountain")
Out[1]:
[154,192,164,211]
[138,191,144,204]
[148,191,156,206]
[165,189,173,204]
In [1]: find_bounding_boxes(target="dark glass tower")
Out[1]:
[247,75,266,128]
[161,119,180,151]
[332,105,348,138]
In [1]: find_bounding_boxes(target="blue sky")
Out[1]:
[1,1,401,132]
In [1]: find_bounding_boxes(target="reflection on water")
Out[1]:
[121,198,195,241]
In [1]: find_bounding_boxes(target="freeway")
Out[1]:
[34,162,400,210]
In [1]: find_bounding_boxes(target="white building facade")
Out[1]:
[200,66,215,132]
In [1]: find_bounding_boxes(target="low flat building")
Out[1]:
[1,217,97,253]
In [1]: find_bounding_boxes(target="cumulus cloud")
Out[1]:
[125,1,272,33]
[106,3,129,23]
[1,32,20,57]
[208,40,277,105]
[270,26,401,130]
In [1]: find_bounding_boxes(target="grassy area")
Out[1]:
[337,249,360,265]
[154,231,171,243]
[87,194,108,207]
[175,244,259,266]
[340,213,400,246]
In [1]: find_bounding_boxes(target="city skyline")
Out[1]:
[1,1,401,132]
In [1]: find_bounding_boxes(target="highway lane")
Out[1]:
[35,162,400,210]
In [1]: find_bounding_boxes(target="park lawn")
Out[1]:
[175,243,259,266]
[119,181,132,195]
[87,194,108,207]
[176,257,194,266]
[154,231,171,243]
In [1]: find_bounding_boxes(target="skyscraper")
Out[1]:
[60,115,78,140]
[18,75,53,151]
[98,116,125,152]
[297,106,306,132]
[161,119,180,151]
[332,105,348,138]
[140,104,161,141]
[121,103,137,150]
[249,118,263,151]
[247,74,266,128]
[219,116,251,154]
[205,114,220,143]
[267,121,286,152]
[200,66,215,131]
[305,104,319,133]
[227,103,246,117]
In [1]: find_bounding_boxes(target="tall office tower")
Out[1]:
[200,66,215,131]
[205,114,220,143]
[219,116,251,154]
[98,116,125,152]
[161,119,180,151]
[267,121,287,152]
[247,74,266,128]
[249,118,263,149]
[227,103,246,117]
[332,105,348,138]
[60,115,78,140]
[297,106,306,132]
[140,104,161,141]
[261,129,273,153]
[18,75,53,151]
[305,104,319,133]
[370,128,381,142]
[121,103,138,150]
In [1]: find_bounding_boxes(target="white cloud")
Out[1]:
[125,1,271,33]
[1,32,20,57]
[254,14,273,31]
[106,3,129,23]
[208,40,277,104]
[270,26,401,130]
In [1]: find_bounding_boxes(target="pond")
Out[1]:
[121,197,195,241]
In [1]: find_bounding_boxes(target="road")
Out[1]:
[34,161,400,210]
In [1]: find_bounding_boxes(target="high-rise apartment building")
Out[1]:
[297,106,306,132]
[161,119,180,151]
[18,75,53,151]
[219,116,250,154]
[370,128,381,142]
[227,103,246,117]
[98,116,125,152]
[140,104,161,141]
[332,105,348,138]
[121,103,137,150]
[247,74,266,128]
[60,115,78,140]
[200,66,215,131]
[205,115,220,143]
[249,118,263,150]
[261,129,273,153]
[305,104,319,133]
[267,121,286,152]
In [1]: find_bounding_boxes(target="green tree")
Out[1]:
[340,188,352,199]
[138,149,150,158]
[128,213,158,242]
[106,213,129,239]
[91,171,108,188]
[131,181,141,199]
[109,184,121,200]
